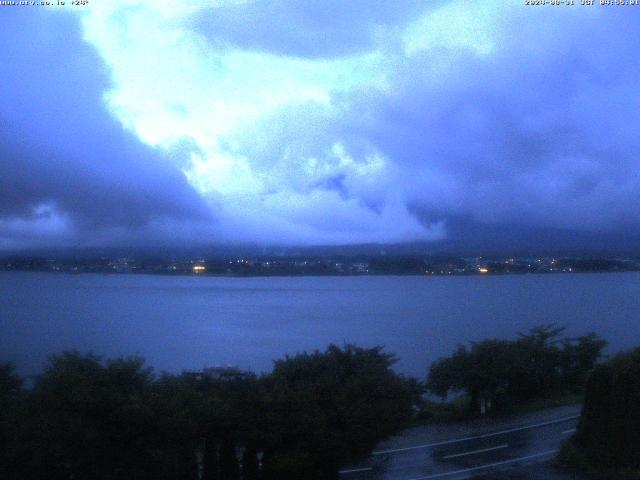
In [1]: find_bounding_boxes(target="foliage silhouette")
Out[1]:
[573,347,640,470]
[427,325,606,414]
[0,345,419,480]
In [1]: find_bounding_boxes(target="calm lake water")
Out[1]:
[1,271,640,379]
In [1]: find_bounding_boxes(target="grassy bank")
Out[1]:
[557,440,640,480]
[415,391,583,425]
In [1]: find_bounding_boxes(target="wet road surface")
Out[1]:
[339,405,584,480]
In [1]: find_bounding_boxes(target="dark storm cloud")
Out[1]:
[198,3,640,245]
[2,2,640,250]
[0,9,211,248]
[339,7,640,234]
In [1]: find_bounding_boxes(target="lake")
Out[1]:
[1,271,640,379]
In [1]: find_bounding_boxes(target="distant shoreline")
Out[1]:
[3,253,639,278]
[2,268,639,278]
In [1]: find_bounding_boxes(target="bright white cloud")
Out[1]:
[403,1,503,57]
[71,0,425,244]
[62,1,640,245]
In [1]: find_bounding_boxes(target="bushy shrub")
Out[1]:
[575,348,640,471]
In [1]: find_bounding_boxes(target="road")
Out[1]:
[339,405,583,480]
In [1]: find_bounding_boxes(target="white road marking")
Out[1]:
[338,467,373,474]
[561,428,577,435]
[372,415,579,456]
[407,449,558,480]
[442,444,508,460]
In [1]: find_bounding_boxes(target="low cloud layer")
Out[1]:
[1,2,639,250]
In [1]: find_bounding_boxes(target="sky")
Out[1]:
[1,1,639,252]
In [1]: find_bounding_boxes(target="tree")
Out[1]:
[428,340,515,414]
[0,362,22,409]
[0,363,23,479]
[509,325,566,401]
[150,367,261,480]
[427,326,606,415]
[560,332,608,389]
[149,373,207,480]
[261,344,422,479]
[241,445,260,480]
[23,352,156,480]
[218,437,240,480]
[575,348,640,469]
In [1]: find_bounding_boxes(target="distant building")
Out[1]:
[183,367,249,382]
[192,264,206,273]
[351,262,369,274]
[111,258,132,273]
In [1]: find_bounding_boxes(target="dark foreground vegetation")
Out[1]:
[0,326,617,479]
[559,347,640,479]
[426,325,606,416]
[0,345,420,480]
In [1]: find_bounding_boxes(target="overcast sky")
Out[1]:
[1,1,639,251]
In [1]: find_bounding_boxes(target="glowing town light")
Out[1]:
[193,264,206,273]
[479,267,489,274]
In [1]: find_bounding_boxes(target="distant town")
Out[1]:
[2,253,640,277]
